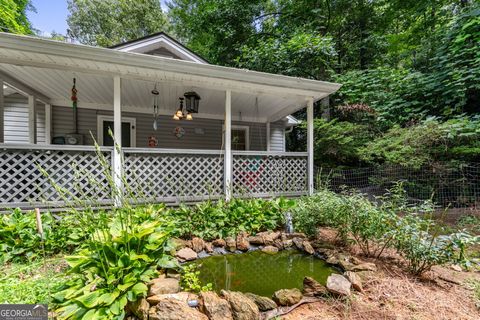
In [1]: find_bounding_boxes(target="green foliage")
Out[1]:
[292,183,480,274]
[54,206,178,320]
[161,197,294,240]
[457,215,480,234]
[67,0,169,46]
[0,209,87,264]
[359,117,480,168]
[180,264,212,293]
[0,257,70,304]
[0,0,34,34]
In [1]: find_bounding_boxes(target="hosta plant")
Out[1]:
[54,214,178,319]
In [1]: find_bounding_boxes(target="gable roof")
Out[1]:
[109,32,209,64]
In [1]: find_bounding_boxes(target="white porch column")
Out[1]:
[0,78,4,143]
[307,98,314,195]
[113,76,123,206]
[45,104,52,145]
[266,122,271,151]
[28,95,36,144]
[224,89,232,201]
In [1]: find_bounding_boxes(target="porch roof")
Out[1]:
[0,32,341,122]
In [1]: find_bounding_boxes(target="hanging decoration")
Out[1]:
[71,78,78,134]
[173,126,185,139]
[152,84,159,130]
[173,91,200,120]
[148,135,158,147]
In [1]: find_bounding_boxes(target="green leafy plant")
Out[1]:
[161,197,294,240]
[180,264,212,293]
[54,209,179,320]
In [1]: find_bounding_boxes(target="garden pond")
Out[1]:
[188,250,336,297]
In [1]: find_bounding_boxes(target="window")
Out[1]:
[230,125,249,151]
[97,115,136,147]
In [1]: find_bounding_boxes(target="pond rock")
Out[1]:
[204,242,214,253]
[147,292,197,306]
[261,245,279,254]
[199,291,233,320]
[247,244,260,252]
[212,238,226,248]
[149,298,208,320]
[197,250,210,259]
[302,240,315,255]
[212,247,228,255]
[191,237,205,253]
[221,290,260,320]
[303,276,328,297]
[282,239,293,249]
[225,237,237,252]
[244,293,277,311]
[292,237,304,250]
[171,238,188,250]
[148,277,180,296]
[326,274,351,297]
[128,298,149,320]
[236,232,250,251]
[272,288,303,306]
[247,235,264,245]
[273,239,284,249]
[176,248,198,262]
[283,232,306,240]
[351,262,377,272]
[344,271,363,292]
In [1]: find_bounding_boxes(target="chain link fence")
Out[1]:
[316,163,480,215]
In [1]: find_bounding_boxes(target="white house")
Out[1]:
[0,32,341,209]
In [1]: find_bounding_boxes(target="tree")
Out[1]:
[0,0,34,34]
[67,0,169,47]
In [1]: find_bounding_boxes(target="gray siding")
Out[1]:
[4,94,45,144]
[51,106,286,151]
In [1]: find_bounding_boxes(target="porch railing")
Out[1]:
[0,144,308,210]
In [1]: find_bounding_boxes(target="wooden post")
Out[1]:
[224,90,232,201]
[0,78,4,143]
[34,208,43,236]
[307,98,314,195]
[266,122,271,151]
[113,76,123,206]
[28,94,36,144]
[45,104,52,145]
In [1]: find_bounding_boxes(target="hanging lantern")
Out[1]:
[173,97,184,120]
[152,84,159,130]
[184,91,200,113]
[186,112,193,120]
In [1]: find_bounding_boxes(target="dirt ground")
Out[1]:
[280,228,480,320]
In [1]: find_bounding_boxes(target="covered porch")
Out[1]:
[0,33,340,209]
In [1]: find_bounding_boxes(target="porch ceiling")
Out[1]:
[0,32,341,122]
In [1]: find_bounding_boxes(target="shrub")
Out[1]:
[161,197,294,240]
[293,184,480,274]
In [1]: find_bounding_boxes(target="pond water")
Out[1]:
[188,250,336,297]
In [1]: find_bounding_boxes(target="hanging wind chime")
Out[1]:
[71,78,78,134]
[152,84,159,130]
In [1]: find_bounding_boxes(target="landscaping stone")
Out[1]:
[247,245,260,252]
[175,248,197,262]
[282,239,293,249]
[221,290,260,320]
[148,277,180,296]
[197,250,210,259]
[283,232,306,240]
[149,298,208,320]
[212,247,228,255]
[261,245,278,254]
[128,298,149,320]
[292,237,304,250]
[166,270,181,280]
[244,293,277,311]
[204,242,213,253]
[302,240,315,254]
[199,291,233,320]
[191,237,205,253]
[236,232,250,251]
[212,238,226,247]
[273,238,284,249]
[344,271,363,292]
[302,276,328,297]
[326,274,351,296]
[272,288,303,306]
[147,292,197,305]
[171,238,187,250]
[247,235,264,245]
[351,262,377,272]
[225,237,237,252]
